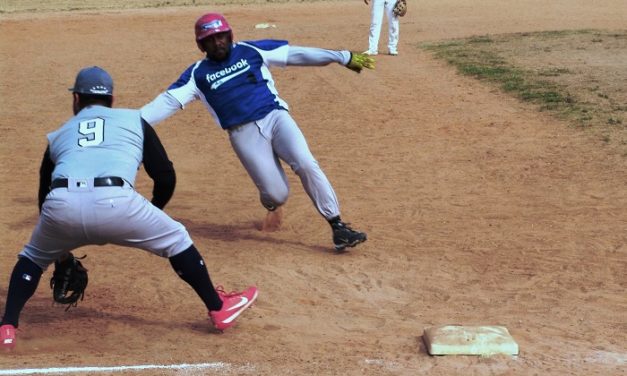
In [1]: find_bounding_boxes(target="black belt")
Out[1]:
[50,177,125,189]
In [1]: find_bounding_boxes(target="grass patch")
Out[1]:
[421,29,627,153]
[425,39,571,110]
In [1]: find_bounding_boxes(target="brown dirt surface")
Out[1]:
[1,1,626,375]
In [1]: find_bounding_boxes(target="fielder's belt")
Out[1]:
[51,177,125,189]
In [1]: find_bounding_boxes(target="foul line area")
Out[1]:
[0,362,240,375]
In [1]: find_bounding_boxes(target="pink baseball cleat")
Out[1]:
[1,324,16,350]
[209,286,258,331]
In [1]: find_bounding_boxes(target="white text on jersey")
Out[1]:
[206,58,251,90]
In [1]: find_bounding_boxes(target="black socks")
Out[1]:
[169,245,222,311]
[1,257,43,327]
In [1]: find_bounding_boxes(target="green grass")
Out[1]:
[423,39,571,110]
[421,29,627,153]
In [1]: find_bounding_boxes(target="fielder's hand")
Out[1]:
[346,52,375,73]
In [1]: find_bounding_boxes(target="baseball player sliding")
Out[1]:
[141,13,373,251]
[0,67,257,350]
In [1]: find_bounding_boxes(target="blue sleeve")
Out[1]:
[168,63,196,90]
[241,39,289,51]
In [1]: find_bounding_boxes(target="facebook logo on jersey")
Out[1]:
[206,58,250,90]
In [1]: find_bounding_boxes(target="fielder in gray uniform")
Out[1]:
[0,66,257,350]
[142,13,372,251]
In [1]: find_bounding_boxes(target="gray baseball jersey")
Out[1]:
[21,105,192,270]
[47,106,144,183]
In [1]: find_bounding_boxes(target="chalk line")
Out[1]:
[0,362,232,375]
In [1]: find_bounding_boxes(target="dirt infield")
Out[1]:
[1,1,625,375]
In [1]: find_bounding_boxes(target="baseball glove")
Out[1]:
[393,0,407,17]
[346,52,376,73]
[50,253,88,311]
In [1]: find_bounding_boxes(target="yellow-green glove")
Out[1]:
[346,52,375,73]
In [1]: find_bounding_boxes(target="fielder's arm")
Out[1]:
[38,146,55,212]
[142,120,176,210]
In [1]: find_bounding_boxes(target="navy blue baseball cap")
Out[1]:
[69,66,113,96]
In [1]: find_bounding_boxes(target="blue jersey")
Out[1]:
[167,40,290,129]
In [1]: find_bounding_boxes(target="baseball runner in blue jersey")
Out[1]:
[0,67,257,350]
[141,13,373,252]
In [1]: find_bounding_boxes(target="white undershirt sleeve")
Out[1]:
[286,46,351,66]
[140,92,183,127]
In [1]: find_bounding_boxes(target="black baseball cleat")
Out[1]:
[332,221,367,251]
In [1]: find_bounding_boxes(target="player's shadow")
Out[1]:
[4,292,217,335]
[17,295,164,326]
[177,218,334,254]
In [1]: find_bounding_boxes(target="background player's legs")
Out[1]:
[229,120,290,210]
[367,0,385,54]
[385,0,400,54]
[0,257,43,328]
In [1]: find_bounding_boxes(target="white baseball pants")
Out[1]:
[368,0,400,54]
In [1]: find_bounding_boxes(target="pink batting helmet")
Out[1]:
[194,13,232,41]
